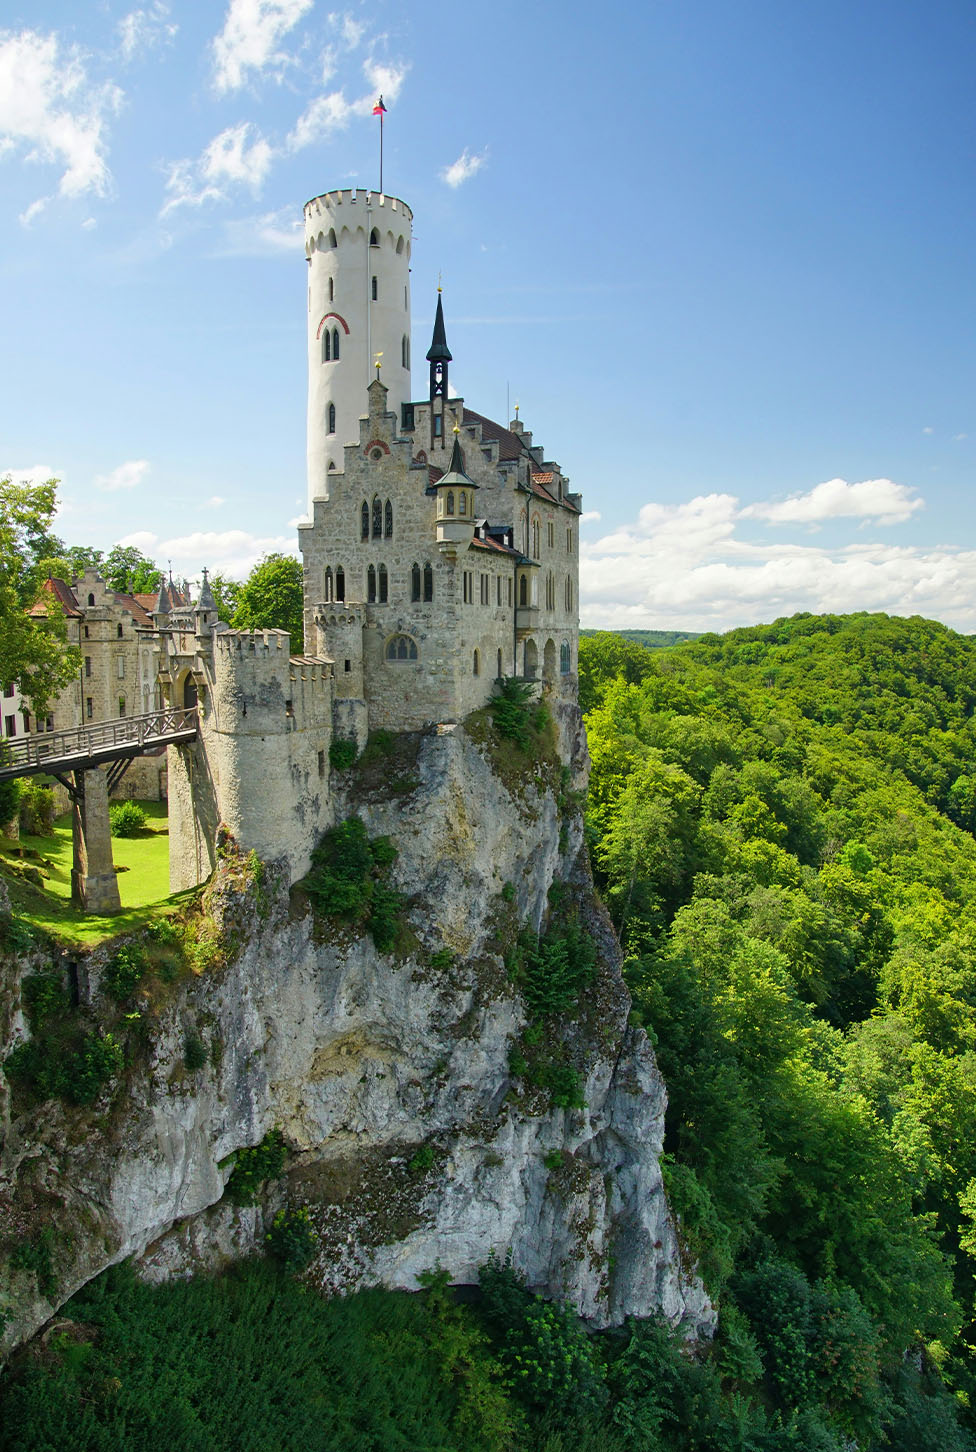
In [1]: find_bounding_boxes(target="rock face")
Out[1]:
[0,704,713,1353]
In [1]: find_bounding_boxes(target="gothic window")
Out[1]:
[335,566,345,602]
[401,334,409,368]
[372,496,382,538]
[423,563,433,601]
[458,492,467,516]
[332,327,340,360]
[520,509,528,553]
[367,565,377,602]
[328,403,336,434]
[371,275,378,300]
[328,228,337,248]
[560,642,571,675]
[361,501,370,539]
[88,593,95,606]
[323,330,331,362]
[397,235,405,255]
[385,499,393,537]
[519,574,527,608]
[411,563,421,602]
[324,567,333,601]
[473,649,480,677]
[446,491,455,516]
[369,228,380,247]
[386,634,418,661]
[532,518,540,557]
[378,564,388,603]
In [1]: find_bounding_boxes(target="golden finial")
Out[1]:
[374,350,383,379]
[437,269,442,293]
[514,401,520,419]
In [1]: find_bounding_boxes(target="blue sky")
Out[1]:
[1,0,974,631]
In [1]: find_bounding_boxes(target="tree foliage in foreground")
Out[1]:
[0,477,79,715]
[232,552,304,651]
[582,612,976,1446]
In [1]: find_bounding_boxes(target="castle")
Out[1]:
[150,187,582,890]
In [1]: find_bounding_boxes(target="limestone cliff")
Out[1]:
[0,703,712,1354]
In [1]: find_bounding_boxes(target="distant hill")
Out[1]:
[580,628,702,650]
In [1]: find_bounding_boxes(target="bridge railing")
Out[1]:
[0,707,199,780]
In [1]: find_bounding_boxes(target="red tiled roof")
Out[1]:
[428,465,443,486]
[532,470,555,485]
[112,591,154,628]
[27,577,82,618]
[470,533,521,557]
[461,407,525,462]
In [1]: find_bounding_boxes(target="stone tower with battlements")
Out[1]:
[305,189,413,507]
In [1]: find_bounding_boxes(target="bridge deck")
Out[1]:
[0,708,199,783]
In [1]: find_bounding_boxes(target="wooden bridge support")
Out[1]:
[70,768,121,914]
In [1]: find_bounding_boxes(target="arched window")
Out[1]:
[117,623,123,638]
[372,496,382,538]
[371,275,378,300]
[458,492,467,516]
[565,576,572,611]
[324,566,333,601]
[335,566,345,602]
[369,227,379,247]
[519,574,528,607]
[384,499,393,537]
[473,649,480,677]
[88,592,95,606]
[401,334,409,368]
[560,642,571,675]
[396,235,404,254]
[378,564,388,603]
[361,501,370,540]
[328,277,334,301]
[386,634,418,661]
[323,330,331,362]
[532,518,540,557]
[328,403,336,434]
[367,564,377,602]
[328,228,337,248]
[332,327,340,360]
[497,649,503,679]
[118,695,126,718]
[546,572,554,610]
[411,563,421,602]
[423,563,433,601]
[446,491,455,515]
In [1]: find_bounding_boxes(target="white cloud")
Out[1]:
[1,464,57,488]
[578,483,976,633]
[579,510,602,524]
[118,3,178,63]
[162,122,273,214]
[954,433,968,441]
[0,29,123,215]
[742,477,922,528]
[212,0,314,93]
[204,495,226,508]
[286,58,408,153]
[363,59,407,106]
[95,459,150,492]
[922,426,934,434]
[121,527,297,581]
[441,147,487,188]
[216,206,304,255]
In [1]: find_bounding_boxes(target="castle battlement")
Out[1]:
[215,629,291,656]
[304,189,413,228]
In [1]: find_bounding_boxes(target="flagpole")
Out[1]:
[379,106,384,194]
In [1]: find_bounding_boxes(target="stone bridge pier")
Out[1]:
[71,768,121,914]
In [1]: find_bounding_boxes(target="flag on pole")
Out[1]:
[373,96,386,192]
[373,96,387,115]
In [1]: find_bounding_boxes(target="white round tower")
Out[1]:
[304,189,413,506]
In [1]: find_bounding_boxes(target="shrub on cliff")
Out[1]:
[302,817,403,951]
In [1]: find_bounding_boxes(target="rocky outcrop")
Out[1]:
[0,704,712,1353]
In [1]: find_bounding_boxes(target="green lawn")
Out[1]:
[0,802,185,947]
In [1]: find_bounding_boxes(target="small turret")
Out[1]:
[427,290,452,450]
[434,429,477,553]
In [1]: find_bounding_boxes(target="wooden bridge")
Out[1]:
[0,707,198,787]
[0,707,199,914]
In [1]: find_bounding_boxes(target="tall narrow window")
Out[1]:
[378,564,388,603]
[328,277,334,301]
[85,655,91,678]
[565,576,572,611]
[411,563,421,602]
[367,564,377,602]
[497,649,503,679]
[118,696,126,718]
[560,643,571,675]
[458,492,467,516]
[372,496,382,538]
[328,403,336,434]
[328,228,337,248]
[532,519,540,557]
[519,575,527,608]
[323,330,331,362]
[117,623,123,638]
[385,499,393,537]
[324,567,333,601]
[423,563,433,601]
[446,491,455,515]
[369,228,379,247]
[361,501,370,540]
[473,649,480,677]
[335,566,345,602]
[401,334,409,368]
[371,275,378,300]
[332,327,340,360]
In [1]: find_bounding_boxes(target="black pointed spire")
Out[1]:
[426,291,452,363]
[448,431,465,475]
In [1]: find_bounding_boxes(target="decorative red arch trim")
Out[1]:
[315,312,351,340]
[365,438,391,456]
